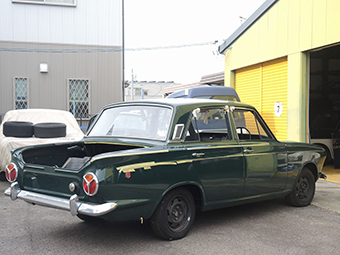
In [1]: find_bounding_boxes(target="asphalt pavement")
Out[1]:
[1,166,340,255]
[313,164,340,214]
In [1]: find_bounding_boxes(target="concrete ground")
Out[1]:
[322,164,340,184]
[313,164,340,214]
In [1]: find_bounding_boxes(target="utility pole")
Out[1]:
[131,69,134,101]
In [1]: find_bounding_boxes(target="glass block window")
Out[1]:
[13,77,29,109]
[12,0,76,7]
[68,79,90,119]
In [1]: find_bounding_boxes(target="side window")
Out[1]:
[232,109,272,140]
[186,108,230,142]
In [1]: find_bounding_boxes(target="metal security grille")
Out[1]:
[68,79,89,119]
[14,77,29,109]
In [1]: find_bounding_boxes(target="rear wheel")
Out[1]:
[150,188,195,240]
[286,167,315,207]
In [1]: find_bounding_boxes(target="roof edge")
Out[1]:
[218,0,279,54]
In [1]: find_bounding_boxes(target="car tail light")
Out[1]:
[83,172,99,196]
[6,163,18,183]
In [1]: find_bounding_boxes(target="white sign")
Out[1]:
[274,101,283,117]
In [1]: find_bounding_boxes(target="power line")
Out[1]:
[0,40,219,54]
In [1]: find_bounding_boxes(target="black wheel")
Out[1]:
[150,188,195,240]
[3,121,34,137]
[34,122,66,138]
[285,167,315,207]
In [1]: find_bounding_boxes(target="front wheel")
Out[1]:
[285,167,315,207]
[150,188,195,240]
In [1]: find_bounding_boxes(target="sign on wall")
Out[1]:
[274,101,283,117]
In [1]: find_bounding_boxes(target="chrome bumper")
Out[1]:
[4,182,117,217]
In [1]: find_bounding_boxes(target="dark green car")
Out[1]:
[5,99,326,240]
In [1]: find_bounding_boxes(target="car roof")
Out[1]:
[103,98,255,111]
[167,86,240,101]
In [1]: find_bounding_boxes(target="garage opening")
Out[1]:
[310,44,340,165]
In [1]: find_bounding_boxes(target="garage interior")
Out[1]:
[310,44,340,165]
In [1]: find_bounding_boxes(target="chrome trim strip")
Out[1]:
[116,161,177,173]
[91,149,169,163]
[84,141,148,148]
[4,182,117,217]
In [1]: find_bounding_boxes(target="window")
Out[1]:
[88,105,172,141]
[12,0,76,6]
[133,88,148,96]
[232,109,273,140]
[13,77,29,109]
[135,88,142,96]
[186,107,230,142]
[68,79,89,119]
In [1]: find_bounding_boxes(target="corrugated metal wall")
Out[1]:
[0,0,123,128]
[0,0,122,46]
[235,57,287,140]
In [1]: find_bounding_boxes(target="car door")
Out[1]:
[184,107,245,202]
[231,108,288,196]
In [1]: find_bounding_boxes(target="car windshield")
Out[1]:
[88,105,172,141]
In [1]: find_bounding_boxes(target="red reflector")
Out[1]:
[89,180,97,194]
[83,172,98,196]
[5,163,18,183]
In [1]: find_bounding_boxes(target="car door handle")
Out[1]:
[243,148,253,154]
[192,152,205,158]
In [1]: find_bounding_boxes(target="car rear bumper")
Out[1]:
[4,182,117,217]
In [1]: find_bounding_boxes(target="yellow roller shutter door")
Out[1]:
[235,64,262,111]
[235,57,287,140]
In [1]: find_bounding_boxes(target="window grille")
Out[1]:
[13,77,29,109]
[68,79,90,119]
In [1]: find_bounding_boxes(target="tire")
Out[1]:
[285,167,315,207]
[34,123,66,138]
[3,121,34,137]
[150,188,195,240]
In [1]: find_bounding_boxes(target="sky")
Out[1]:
[124,0,266,84]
